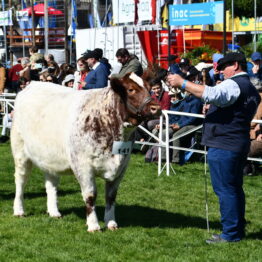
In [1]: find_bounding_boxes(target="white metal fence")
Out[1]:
[0,93,16,128]
[136,110,262,176]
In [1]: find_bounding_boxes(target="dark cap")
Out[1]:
[186,66,199,80]
[179,57,190,67]
[217,52,246,70]
[168,55,178,61]
[251,51,262,61]
[82,50,100,60]
[94,48,103,59]
[81,49,91,56]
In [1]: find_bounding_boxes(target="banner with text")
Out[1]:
[169,1,223,26]
[0,10,13,26]
[112,0,152,24]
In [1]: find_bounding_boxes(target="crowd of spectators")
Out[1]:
[0,47,262,176]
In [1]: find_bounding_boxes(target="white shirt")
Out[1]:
[202,72,247,107]
[91,61,100,70]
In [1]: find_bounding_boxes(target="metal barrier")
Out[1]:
[0,93,16,128]
[136,110,262,176]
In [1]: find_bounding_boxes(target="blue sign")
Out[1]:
[169,1,224,26]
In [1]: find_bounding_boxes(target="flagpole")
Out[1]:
[1,0,7,65]
[167,3,171,67]
[223,0,226,54]
[254,0,257,52]
[44,0,48,55]
[231,0,234,50]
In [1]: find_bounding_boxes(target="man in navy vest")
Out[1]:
[167,52,261,244]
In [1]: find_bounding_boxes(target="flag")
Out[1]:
[156,0,165,26]
[88,14,94,28]
[0,10,13,26]
[71,0,77,38]
[151,0,156,24]
[93,0,101,28]
[21,0,26,8]
[161,3,168,29]
[134,0,139,25]
[48,0,57,28]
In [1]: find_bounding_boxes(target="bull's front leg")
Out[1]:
[104,175,123,230]
[78,174,100,232]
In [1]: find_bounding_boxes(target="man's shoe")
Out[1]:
[206,235,228,244]
[211,234,220,240]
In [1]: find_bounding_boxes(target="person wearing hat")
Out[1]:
[208,53,224,86]
[168,55,182,75]
[62,74,75,88]
[167,52,261,243]
[179,57,191,75]
[83,50,110,89]
[110,48,143,79]
[249,51,262,81]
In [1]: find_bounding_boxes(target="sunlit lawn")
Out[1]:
[0,142,261,262]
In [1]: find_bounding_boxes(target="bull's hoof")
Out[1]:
[107,220,118,231]
[13,211,25,217]
[87,225,101,232]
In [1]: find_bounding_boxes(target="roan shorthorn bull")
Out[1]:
[11,73,161,232]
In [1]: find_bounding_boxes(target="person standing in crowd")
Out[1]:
[8,58,23,93]
[93,48,112,75]
[73,57,89,90]
[167,52,261,244]
[249,52,262,81]
[110,48,143,78]
[29,46,45,64]
[83,49,110,89]
[18,57,31,80]
[209,53,224,85]
[168,55,182,75]
[0,62,6,94]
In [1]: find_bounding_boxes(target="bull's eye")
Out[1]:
[128,88,134,93]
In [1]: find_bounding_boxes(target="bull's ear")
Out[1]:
[110,77,127,102]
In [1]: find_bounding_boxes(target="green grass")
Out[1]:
[0,142,261,262]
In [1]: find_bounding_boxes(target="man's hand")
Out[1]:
[256,134,262,141]
[166,74,184,88]
[170,123,180,131]
[252,64,259,74]
[202,104,210,115]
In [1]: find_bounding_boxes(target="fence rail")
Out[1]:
[136,110,262,176]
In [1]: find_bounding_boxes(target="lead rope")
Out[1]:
[204,145,210,232]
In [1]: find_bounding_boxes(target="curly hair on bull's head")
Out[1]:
[142,63,168,84]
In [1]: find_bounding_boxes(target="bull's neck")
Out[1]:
[81,88,131,142]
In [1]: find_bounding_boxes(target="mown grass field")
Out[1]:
[0,141,261,262]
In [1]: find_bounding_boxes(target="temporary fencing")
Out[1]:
[136,110,262,176]
[0,93,16,128]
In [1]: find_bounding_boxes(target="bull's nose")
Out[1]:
[150,105,158,113]
[150,105,162,116]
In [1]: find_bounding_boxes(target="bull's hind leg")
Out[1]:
[45,173,61,217]
[13,151,32,216]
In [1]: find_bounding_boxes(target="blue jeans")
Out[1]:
[207,147,246,241]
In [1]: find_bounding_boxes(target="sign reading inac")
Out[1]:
[169,1,224,26]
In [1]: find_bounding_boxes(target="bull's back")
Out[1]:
[11,83,84,173]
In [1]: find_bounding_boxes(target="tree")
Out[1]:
[225,0,262,18]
